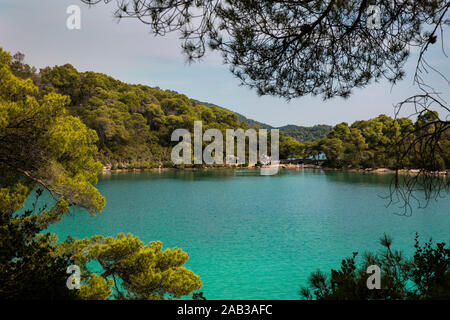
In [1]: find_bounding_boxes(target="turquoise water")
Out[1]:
[47,169,450,299]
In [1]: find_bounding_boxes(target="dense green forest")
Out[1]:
[304,114,450,171]
[9,53,304,169]
[37,64,242,168]
[6,50,450,173]
[301,234,450,300]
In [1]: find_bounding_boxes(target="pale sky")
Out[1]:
[0,0,448,127]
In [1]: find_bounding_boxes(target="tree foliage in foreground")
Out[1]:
[0,45,105,298]
[60,233,202,300]
[0,47,201,300]
[300,234,450,300]
[82,0,448,100]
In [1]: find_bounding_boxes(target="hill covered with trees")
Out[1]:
[191,99,332,142]
[278,124,332,143]
[304,114,450,171]
[7,52,303,169]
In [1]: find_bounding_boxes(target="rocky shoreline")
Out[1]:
[101,164,448,176]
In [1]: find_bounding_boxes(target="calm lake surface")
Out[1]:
[47,169,450,299]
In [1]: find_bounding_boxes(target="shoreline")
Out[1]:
[101,164,448,176]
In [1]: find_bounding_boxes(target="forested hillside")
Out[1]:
[8,50,449,172]
[304,114,450,171]
[8,51,302,169]
[191,99,332,142]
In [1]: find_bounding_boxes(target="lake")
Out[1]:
[47,169,450,299]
